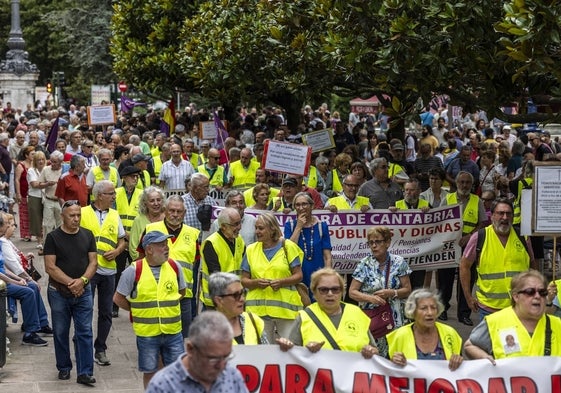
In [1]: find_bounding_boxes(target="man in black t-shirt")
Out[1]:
[44,201,98,386]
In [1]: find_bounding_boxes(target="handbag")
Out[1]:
[17,247,42,281]
[362,260,396,339]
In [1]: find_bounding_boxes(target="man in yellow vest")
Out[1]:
[131,154,152,190]
[113,166,143,317]
[227,147,260,189]
[152,142,171,184]
[439,171,486,326]
[389,178,430,289]
[143,195,200,338]
[198,147,227,191]
[325,174,371,213]
[200,207,245,308]
[86,148,121,196]
[80,180,127,367]
[113,230,186,389]
[460,198,535,318]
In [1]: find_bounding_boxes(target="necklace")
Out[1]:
[300,223,314,260]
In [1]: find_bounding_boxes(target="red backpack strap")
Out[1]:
[167,258,179,276]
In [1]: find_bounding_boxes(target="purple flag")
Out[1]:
[120,95,145,113]
[45,116,60,153]
[213,111,229,150]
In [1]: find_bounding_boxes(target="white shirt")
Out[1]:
[159,159,194,190]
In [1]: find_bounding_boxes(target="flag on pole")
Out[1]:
[160,99,175,137]
[213,111,229,149]
[120,95,145,113]
[45,116,60,153]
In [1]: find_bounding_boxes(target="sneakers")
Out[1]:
[36,326,54,337]
[77,374,96,386]
[95,351,111,366]
[22,333,48,347]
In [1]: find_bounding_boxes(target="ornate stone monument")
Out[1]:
[0,0,39,111]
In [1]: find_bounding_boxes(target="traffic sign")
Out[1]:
[118,82,127,92]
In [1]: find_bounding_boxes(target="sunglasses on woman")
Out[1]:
[516,287,548,297]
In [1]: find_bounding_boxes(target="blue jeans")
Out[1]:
[48,284,94,376]
[8,281,49,333]
[136,333,184,373]
[180,297,192,338]
[90,272,115,353]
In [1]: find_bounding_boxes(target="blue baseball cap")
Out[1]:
[142,231,172,248]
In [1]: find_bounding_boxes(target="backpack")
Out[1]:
[129,258,180,322]
[406,133,419,153]
[474,228,529,267]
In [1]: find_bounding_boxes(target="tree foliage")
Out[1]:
[110,0,561,132]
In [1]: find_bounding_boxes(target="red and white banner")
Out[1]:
[232,345,561,393]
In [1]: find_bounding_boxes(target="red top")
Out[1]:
[55,169,88,207]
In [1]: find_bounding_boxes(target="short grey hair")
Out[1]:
[97,148,112,159]
[209,272,241,301]
[92,180,114,199]
[369,157,387,174]
[455,170,474,184]
[403,288,445,319]
[315,155,329,166]
[165,194,184,209]
[224,190,244,207]
[216,207,239,228]
[49,151,64,161]
[70,154,85,169]
[188,311,233,346]
[190,172,209,188]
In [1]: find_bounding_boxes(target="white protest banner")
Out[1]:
[231,345,561,393]
[302,128,335,153]
[262,140,312,177]
[214,205,463,274]
[87,104,116,125]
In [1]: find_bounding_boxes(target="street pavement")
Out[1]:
[1,238,477,392]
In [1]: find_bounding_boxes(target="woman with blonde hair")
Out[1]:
[241,212,303,340]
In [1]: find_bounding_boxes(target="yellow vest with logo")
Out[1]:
[300,302,370,351]
[446,193,479,235]
[200,232,245,307]
[395,198,429,210]
[197,164,225,187]
[306,166,318,189]
[229,160,260,188]
[244,240,303,319]
[513,178,532,225]
[235,312,265,345]
[145,221,200,298]
[187,153,200,168]
[487,306,561,358]
[328,195,370,210]
[80,206,120,270]
[475,226,530,310]
[115,187,142,233]
[387,322,462,359]
[129,259,182,337]
[135,170,151,190]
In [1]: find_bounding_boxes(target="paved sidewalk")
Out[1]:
[1,239,144,392]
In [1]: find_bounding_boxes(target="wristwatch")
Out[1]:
[80,276,89,285]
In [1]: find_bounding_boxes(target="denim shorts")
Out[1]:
[137,333,184,373]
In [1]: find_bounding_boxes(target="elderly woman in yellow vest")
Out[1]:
[241,212,304,341]
[324,153,352,198]
[277,268,378,358]
[128,186,166,261]
[387,289,463,371]
[464,270,561,363]
[209,272,268,345]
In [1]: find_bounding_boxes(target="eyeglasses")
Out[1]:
[101,191,116,196]
[192,344,235,365]
[209,156,221,159]
[317,286,342,295]
[366,239,386,247]
[493,211,513,217]
[218,289,245,301]
[517,287,548,297]
[224,221,241,227]
[62,200,79,210]
[343,183,360,188]
[294,202,311,208]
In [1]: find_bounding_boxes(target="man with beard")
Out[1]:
[460,198,534,317]
[438,171,486,326]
